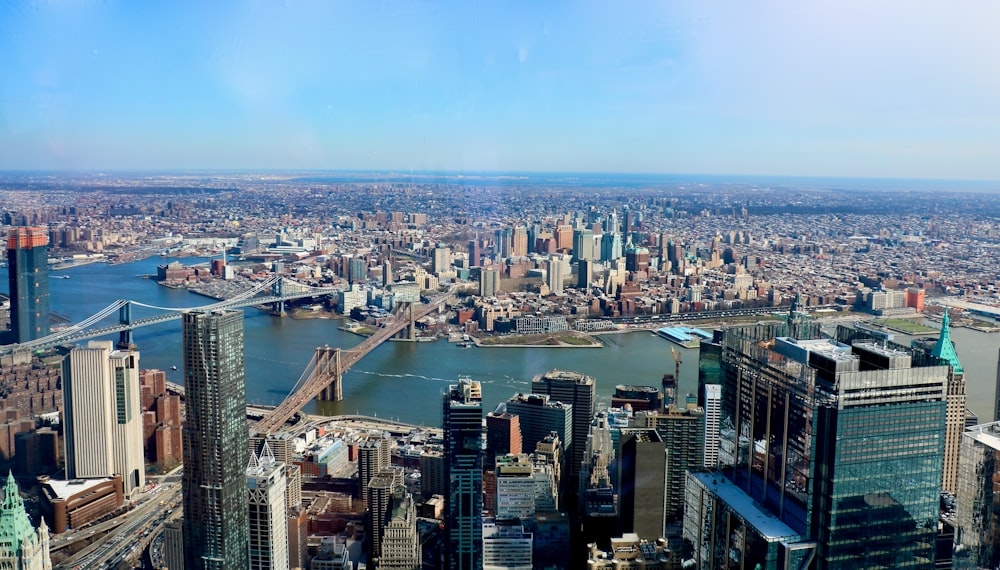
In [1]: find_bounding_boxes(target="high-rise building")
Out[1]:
[600,232,622,262]
[378,488,421,570]
[486,410,522,464]
[443,378,483,570]
[930,309,967,494]
[247,444,289,570]
[546,258,564,293]
[0,472,51,570]
[619,429,667,540]
[358,432,390,503]
[635,406,704,523]
[6,227,50,344]
[505,393,572,460]
[703,384,722,468]
[432,246,451,275]
[573,229,595,262]
[62,340,145,499]
[953,421,1000,570]
[480,267,500,297]
[686,324,949,568]
[482,518,533,570]
[511,226,529,258]
[577,259,593,290]
[531,370,595,484]
[494,454,536,521]
[367,467,403,563]
[182,310,250,570]
[468,239,482,267]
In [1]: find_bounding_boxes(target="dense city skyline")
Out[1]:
[3,1,1000,179]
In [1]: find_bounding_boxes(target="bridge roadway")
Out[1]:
[0,286,339,356]
[253,290,454,434]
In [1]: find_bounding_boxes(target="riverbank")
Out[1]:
[475,331,601,348]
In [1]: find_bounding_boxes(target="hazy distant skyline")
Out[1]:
[2,1,999,180]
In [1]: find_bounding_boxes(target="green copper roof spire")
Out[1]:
[0,471,40,558]
[931,308,964,374]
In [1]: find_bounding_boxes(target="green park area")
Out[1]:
[875,318,937,334]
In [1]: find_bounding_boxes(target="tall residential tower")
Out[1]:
[6,227,50,343]
[443,378,483,570]
[182,310,250,570]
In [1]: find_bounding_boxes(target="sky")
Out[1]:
[1,0,999,179]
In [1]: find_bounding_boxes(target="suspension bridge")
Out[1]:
[0,275,339,357]
[252,287,456,434]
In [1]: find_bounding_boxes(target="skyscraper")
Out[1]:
[619,429,667,540]
[953,421,1000,570]
[505,393,572,459]
[62,341,145,499]
[182,310,250,570]
[358,432,390,503]
[247,444,289,570]
[685,324,949,568]
[443,378,483,570]
[6,227,50,344]
[0,472,51,570]
[930,309,967,494]
[378,488,421,570]
[531,370,595,484]
[702,384,722,468]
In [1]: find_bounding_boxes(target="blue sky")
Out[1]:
[1,1,999,179]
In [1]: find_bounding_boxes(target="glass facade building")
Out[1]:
[688,322,949,569]
[443,378,483,570]
[6,227,50,344]
[182,310,250,570]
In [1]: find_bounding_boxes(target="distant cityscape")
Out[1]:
[2,171,1000,569]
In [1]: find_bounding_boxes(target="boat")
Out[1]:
[55,275,71,279]
[456,341,474,348]
[170,365,178,371]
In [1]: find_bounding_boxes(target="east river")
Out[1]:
[4,257,1000,426]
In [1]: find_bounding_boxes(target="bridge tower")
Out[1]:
[271,278,287,317]
[117,301,136,349]
[317,347,343,402]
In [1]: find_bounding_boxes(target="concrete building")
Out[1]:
[485,410,522,466]
[357,432,390,503]
[635,406,704,523]
[378,489,421,570]
[703,384,722,468]
[6,227,50,344]
[619,429,667,541]
[505,393,572,460]
[61,341,145,500]
[532,370,595,484]
[482,518,533,570]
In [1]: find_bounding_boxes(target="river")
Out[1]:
[4,259,999,425]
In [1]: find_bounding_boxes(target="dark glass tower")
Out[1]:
[6,227,50,343]
[443,378,483,570]
[182,310,249,570]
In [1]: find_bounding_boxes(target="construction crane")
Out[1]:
[670,345,682,383]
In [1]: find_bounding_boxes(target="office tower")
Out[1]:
[468,239,482,267]
[532,370,595,484]
[182,310,250,570]
[247,444,289,570]
[532,433,562,499]
[358,432,390,502]
[61,340,145,499]
[432,246,451,275]
[0,472,51,570]
[443,378,483,570]
[494,228,512,259]
[163,520,185,570]
[378,489,421,570]
[486,410,522,464]
[577,259,593,289]
[494,454,536,521]
[600,232,622,262]
[572,228,595,262]
[930,309,967,494]
[697,333,723,408]
[6,227,50,343]
[511,226,528,257]
[619,429,667,540]
[555,225,573,251]
[686,324,949,568]
[624,244,649,275]
[703,384,722,468]
[953,421,1000,570]
[480,267,500,297]
[635,407,704,523]
[382,259,393,287]
[505,394,572,459]
[482,518,533,570]
[367,467,403,563]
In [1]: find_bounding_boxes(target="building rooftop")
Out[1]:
[43,477,117,501]
[691,471,801,541]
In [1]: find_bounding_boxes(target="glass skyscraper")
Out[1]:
[6,227,50,344]
[443,378,483,570]
[685,323,948,569]
[182,310,249,570]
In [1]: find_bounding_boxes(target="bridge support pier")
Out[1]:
[316,347,343,402]
[117,301,136,350]
[407,303,416,340]
[271,278,287,317]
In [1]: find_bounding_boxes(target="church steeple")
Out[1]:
[931,309,964,375]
